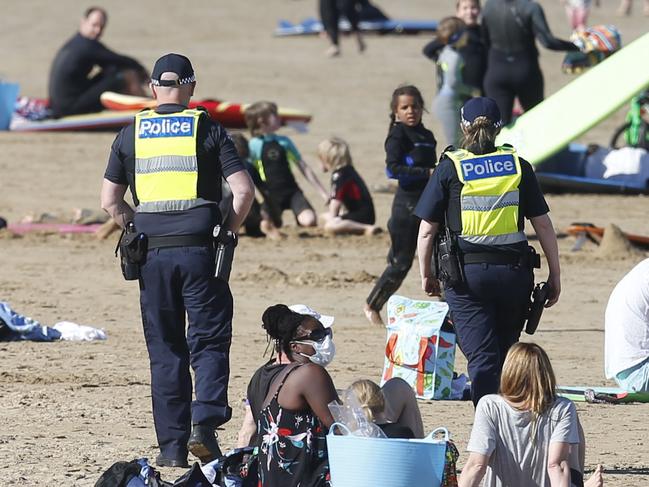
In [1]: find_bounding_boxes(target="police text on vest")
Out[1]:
[461,154,517,181]
[138,117,195,139]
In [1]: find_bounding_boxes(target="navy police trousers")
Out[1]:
[139,246,233,459]
[445,262,533,406]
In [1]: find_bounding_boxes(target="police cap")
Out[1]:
[151,53,195,87]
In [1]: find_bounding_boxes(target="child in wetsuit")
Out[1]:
[364,86,437,326]
[229,133,282,239]
[317,137,379,236]
[244,101,329,228]
[433,16,482,148]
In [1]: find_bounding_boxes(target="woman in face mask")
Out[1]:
[241,304,338,487]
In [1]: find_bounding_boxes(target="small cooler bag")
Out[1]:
[381,295,456,400]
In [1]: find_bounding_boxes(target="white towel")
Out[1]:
[52,321,107,341]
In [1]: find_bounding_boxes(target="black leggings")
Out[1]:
[319,0,361,46]
[366,188,421,311]
[484,50,544,126]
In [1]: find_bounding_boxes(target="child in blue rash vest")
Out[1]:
[317,137,380,236]
[244,101,329,228]
[229,132,282,239]
[433,16,481,148]
[364,85,437,326]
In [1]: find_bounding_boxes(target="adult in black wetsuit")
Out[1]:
[481,0,579,125]
[319,0,366,56]
[422,0,487,96]
[48,7,148,118]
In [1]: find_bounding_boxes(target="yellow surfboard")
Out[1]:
[497,33,649,166]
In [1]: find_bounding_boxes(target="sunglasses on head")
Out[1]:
[293,327,332,343]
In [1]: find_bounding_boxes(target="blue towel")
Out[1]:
[0,301,61,341]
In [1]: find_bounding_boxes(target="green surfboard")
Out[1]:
[496,33,649,166]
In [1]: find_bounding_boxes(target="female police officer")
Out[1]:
[414,97,560,406]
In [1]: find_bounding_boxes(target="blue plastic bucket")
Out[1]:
[327,424,448,487]
[0,82,19,130]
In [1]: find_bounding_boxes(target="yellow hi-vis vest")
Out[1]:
[134,109,211,213]
[446,146,526,246]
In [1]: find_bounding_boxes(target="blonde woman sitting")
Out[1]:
[459,342,603,487]
[349,378,424,439]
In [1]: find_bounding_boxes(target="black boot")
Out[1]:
[155,454,189,468]
[187,424,222,463]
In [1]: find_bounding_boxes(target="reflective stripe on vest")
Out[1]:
[447,147,526,246]
[134,109,211,212]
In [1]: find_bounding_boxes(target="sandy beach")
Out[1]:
[1,1,648,485]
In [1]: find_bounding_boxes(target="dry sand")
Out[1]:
[1,1,648,485]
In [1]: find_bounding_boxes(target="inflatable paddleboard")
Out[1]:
[10,110,137,132]
[557,385,649,403]
[497,33,649,165]
[274,17,438,37]
[536,144,649,195]
[100,92,312,130]
[566,223,649,249]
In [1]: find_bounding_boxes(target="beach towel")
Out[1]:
[381,296,456,400]
[0,302,106,342]
[0,301,61,342]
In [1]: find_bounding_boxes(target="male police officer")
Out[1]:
[101,53,254,467]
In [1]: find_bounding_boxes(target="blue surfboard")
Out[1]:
[274,17,438,37]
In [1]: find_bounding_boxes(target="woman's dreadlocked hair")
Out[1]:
[261,304,305,359]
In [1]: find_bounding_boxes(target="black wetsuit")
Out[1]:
[366,123,437,312]
[422,25,488,95]
[481,0,579,124]
[330,165,375,225]
[48,33,145,118]
[319,0,361,46]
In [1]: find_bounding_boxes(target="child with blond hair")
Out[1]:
[317,137,379,236]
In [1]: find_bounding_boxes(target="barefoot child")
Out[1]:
[317,137,379,236]
[364,86,437,325]
[244,101,329,228]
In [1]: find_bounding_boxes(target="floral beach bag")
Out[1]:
[381,295,456,400]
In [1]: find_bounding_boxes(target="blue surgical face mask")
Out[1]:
[293,335,336,367]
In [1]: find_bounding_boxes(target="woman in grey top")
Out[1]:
[459,343,603,487]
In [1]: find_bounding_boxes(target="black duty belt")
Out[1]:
[463,252,525,266]
[148,234,213,249]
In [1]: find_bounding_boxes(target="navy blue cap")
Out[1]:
[461,97,503,128]
[151,53,195,87]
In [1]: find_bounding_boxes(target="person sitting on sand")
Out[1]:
[244,101,329,229]
[348,378,424,438]
[317,137,380,236]
[243,304,337,487]
[459,342,604,487]
[605,258,649,393]
[236,305,426,485]
[48,7,149,118]
[229,132,283,239]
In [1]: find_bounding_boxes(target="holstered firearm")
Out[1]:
[213,225,238,282]
[525,281,550,335]
[436,226,465,287]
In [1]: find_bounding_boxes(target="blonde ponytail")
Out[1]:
[461,116,499,154]
[349,379,385,423]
